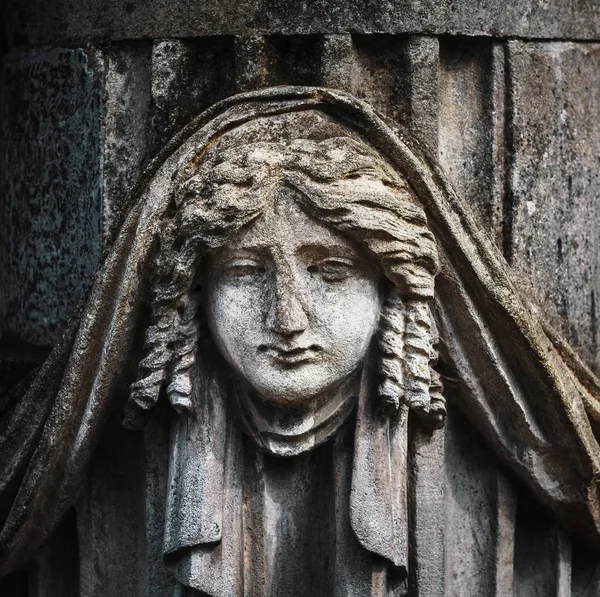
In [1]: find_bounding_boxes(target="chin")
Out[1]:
[248,369,346,407]
[254,384,328,406]
[248,377,330,407]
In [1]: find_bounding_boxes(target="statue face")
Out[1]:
[205,186,383,406]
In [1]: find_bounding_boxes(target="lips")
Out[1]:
[258,344,323,365]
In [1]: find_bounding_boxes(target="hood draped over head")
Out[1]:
[0,88,599,596]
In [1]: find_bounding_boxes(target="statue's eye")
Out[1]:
[226,260,266,279]
[307,258,356,282]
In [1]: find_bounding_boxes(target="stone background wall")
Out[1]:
[1,2,599,596]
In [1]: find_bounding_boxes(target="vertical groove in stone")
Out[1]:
[394,34,445,597]
[489,42,505,251]
[143,415,175,597]
[352,35,439,154]
[150,37,235,154]
[352,34,413,128]
[319,34,355,90]
[408,426,445,597]
[442,405,517,597]
[242,437,268,597]
[438,37,504,245]
[502,41,515,264]
[28,511,79,597]
[234,34,269,92]
[405,36,439,157]
[102,42,153,247]
[76,421,148,597]
[244,439,337,597]
[236,33,357,93]
[514,494,573,597]
[262,34,323,87]
[555,529,572,597]
[571,545,600,597]
[492,472,517,597]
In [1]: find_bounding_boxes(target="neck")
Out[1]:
[235,372,361,457]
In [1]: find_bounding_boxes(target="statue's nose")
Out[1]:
[266,268,309,336]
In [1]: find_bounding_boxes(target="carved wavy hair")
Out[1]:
[125,135,444,427]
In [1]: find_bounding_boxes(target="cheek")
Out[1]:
[206,285,264,360]
[312,278,382,357]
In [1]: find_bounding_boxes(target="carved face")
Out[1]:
[205,186,382,406]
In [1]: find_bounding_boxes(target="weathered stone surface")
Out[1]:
[27,513,79,597]
[506,42,600,373]
[76,419,147,597]
[514,500,572,597]
[235,34,329,92]
[351,35,439,155]
[150,38,235,153]
[572,546,600,597]
[1,0,600,46]
[102,43,152,245]
[143,418,176,597]
[0,48,104,346]
[408,427,445,597]
[319,34,355,90]
[234,35,269,92]
[438,38,504,245]
[345,35,448,592]
[443,406,517,596]
[263,35,322,87]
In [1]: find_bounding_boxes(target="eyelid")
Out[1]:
[321,257,355,266]
[226,258,263,267]
[307,257,358,281]
[222,258,267,279]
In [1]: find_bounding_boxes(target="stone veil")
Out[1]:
[1,87,600,596]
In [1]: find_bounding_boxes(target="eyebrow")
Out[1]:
[222,242,361,257]
[297,243,361,258]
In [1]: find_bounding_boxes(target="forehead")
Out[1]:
[217,186,357,255]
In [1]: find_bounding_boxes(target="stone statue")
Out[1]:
[1,87,600,597]
[124,122,445,595]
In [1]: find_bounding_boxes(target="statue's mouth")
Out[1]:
[258,344,322,365]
